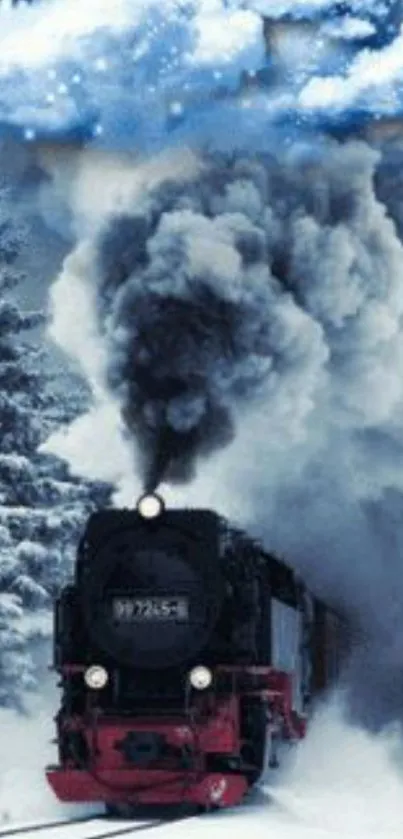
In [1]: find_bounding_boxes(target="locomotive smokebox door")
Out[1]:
[78,509,224,668]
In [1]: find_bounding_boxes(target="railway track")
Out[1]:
[0,815,101,838]
[0,812,194,839]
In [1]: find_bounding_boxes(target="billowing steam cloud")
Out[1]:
[92,156,332,489]
[50,139,403,494]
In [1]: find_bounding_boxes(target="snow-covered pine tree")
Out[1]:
[0,209,111,710]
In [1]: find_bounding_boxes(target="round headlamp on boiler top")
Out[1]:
[136,493,165,519]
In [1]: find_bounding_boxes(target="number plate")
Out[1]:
[112,596,189,622]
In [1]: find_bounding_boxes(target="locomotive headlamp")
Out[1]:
[84,665,109,690]
[188,665,213,691]
[137,493,164,519]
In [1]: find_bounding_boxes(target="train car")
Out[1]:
[46,493,348,812]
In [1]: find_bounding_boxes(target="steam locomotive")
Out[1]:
[46,493,347,812]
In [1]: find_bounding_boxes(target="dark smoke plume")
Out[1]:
[93,152,335,489]
[90,140,403,492]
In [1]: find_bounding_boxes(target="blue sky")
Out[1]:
[0,0,400,151]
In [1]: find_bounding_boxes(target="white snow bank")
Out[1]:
[0,651,101,823]
[264,696,403,837]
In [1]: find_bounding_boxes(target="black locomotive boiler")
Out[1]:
[46,493,347,811]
